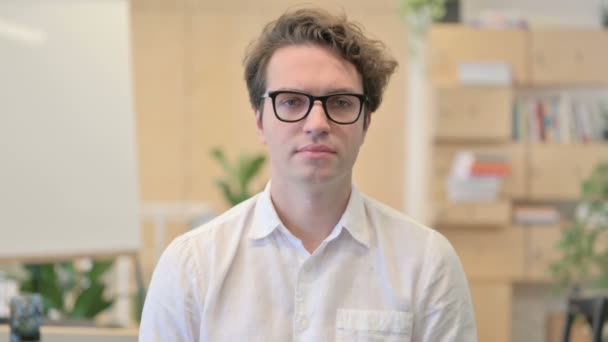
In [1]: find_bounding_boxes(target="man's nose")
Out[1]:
[303,101,331,135]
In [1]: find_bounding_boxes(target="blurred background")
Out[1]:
[1,0,608,341]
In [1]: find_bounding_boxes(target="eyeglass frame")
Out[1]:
[260,90,369,125]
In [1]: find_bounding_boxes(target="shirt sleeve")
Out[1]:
[139,236,202,342]
[413,230,478,342]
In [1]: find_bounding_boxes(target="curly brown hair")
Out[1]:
[243,8,398,120]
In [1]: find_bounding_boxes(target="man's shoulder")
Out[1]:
[361,193,436,237]
[361,193,461,267]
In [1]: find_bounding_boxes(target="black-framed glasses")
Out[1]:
[261,90,368,124]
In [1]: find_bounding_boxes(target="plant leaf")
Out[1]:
[242,155,267,187]
[88,260,114,283]
[132,287,146,323]
[58,262,77,292]
[211,147,237,180]
[236,154,249,192]
[211,148,267,206]
[37,264,65,313]
[214,179,240,206]
[70,283,113,319]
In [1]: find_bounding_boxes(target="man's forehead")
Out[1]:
[264,44,363,94]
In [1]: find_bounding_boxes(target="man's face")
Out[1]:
[256,44,369,186]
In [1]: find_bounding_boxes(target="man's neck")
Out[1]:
[270,177,352,253]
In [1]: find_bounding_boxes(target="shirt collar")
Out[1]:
[248,182,282,240]
[248,182,371,248]
[340,184,371,248]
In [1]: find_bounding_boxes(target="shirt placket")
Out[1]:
[293,258,314,341]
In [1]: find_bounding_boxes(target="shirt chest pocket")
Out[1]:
[335,309,412,342]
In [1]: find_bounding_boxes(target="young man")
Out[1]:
[140,8,476,341]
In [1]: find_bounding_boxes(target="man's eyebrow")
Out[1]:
[272,87,362,94]
[272,87,305,92]
[326,88,361,94]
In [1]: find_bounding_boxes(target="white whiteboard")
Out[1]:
[0,0,140,260]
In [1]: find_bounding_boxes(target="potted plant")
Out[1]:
[548,162,608,340]
[399,0,447,40]
[18,259,115,323]
[210,147,267,206]
[549,162,608,291]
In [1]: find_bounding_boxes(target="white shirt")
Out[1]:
[140,184,477,341]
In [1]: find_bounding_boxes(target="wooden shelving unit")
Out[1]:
[428,24,608,342]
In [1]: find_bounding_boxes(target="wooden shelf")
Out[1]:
[434,86,513,141]
[429,24,608,341]
[440,225,525,280]
[530,30,608,85]
[429,24,528,86]
[528,143,608,200]
[434,201,512,228]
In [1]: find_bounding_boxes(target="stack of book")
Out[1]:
[513,205,561,225]
[512,96,608,143]
[446,151,511,202]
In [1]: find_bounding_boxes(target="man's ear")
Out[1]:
[360,111,372,144]
[254,108,266,144]
[363,111,372,132]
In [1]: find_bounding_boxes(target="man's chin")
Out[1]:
[296,169,341,185]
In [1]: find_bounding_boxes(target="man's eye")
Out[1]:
[280,98,303,106]
[330,97,354,108]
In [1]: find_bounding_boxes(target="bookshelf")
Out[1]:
[428,25,608,342]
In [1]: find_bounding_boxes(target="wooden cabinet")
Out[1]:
[530,31,608,85]
[434,201,512,228]
[430,26,608,86]
[523,225,563,281]
[435,87,513,141]
[429,25,528,86]
[579,144,608,180]
[469,282,512,342]
[429,25,608,342]
[440,226,525,280]
[528,144,583,200]
[528,144,608,200]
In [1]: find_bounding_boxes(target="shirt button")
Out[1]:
[298,317,309,332]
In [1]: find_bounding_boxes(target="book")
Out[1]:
[557,95,572,144]
[446,151,509,202]
[458,62,513,85]
[513,205,561,225]
[536,100,546,142]
[470,163,511,177]
[447,177,503,202]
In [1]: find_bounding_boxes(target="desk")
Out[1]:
[0,325,138,342]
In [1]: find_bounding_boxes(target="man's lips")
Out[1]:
[296,144,336,154]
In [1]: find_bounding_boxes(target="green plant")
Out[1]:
[20,259,115,320]
[398,0,447,39]
[549,162,608,291]
[399,0,446,21]
[211,147,267,206]
[132,287,146,324]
